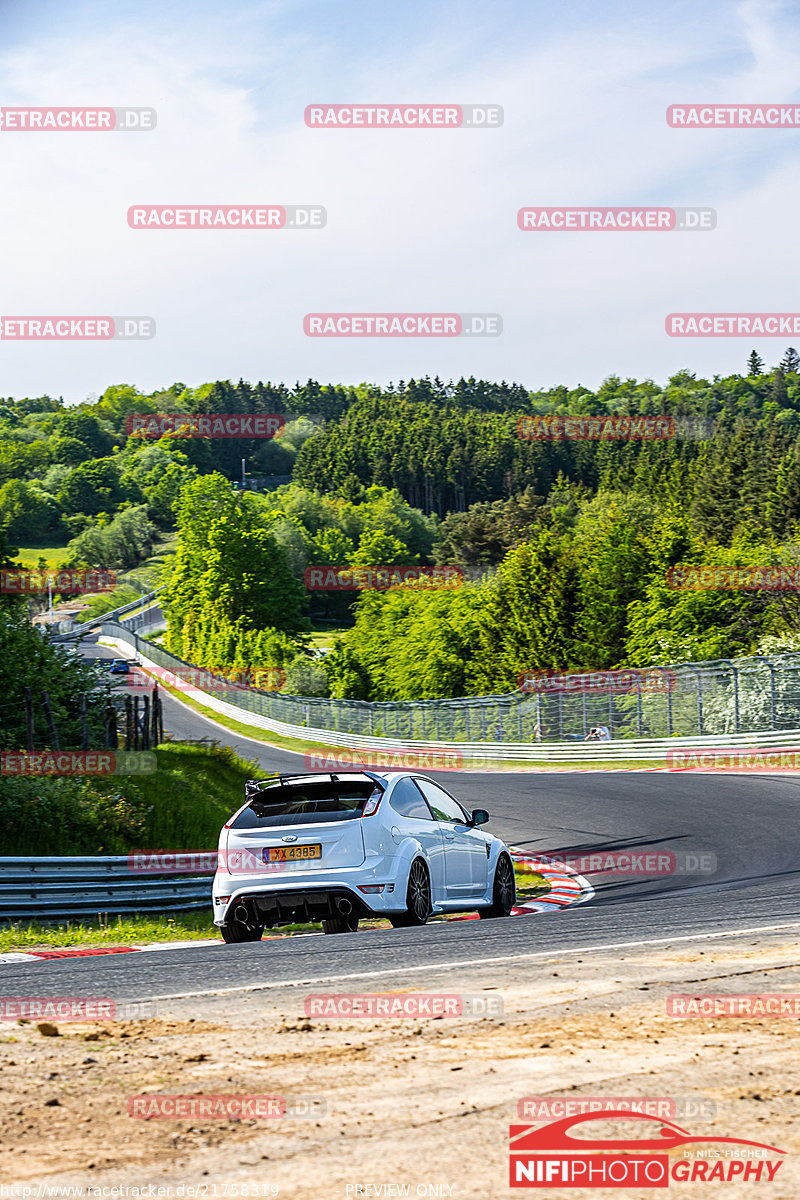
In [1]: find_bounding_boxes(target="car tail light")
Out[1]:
[362,788,383,817]
[358,884,385,893]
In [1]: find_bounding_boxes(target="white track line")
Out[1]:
[147,921,800,1002]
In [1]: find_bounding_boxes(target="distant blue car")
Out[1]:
[108,660,132,674]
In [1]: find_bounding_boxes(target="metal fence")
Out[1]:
[99,623,800,742]
[0,856,212,920]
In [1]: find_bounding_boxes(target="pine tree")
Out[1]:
[747,350,765,376]
[780,347,800,374]
[770,367,788,406]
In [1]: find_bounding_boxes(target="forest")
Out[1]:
[2,350,800,700]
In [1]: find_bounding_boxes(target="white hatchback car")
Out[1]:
[213,770,516,941]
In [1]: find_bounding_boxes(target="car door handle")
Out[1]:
[444,832,455,841]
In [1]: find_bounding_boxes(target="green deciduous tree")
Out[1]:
[164,474,307,674]
[57,459,126,516]
[0,605,113,750]
[63,505,158,570]
[0,480,61,541]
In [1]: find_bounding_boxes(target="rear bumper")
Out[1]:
[219,885,381,927]
[213,867,402,927]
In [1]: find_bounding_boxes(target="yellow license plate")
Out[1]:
[264,843,322,863]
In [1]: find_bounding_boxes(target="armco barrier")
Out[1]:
[99,625,800,762]
[50,588,164,642]
[0,856,212,920]
[0,852,565,923]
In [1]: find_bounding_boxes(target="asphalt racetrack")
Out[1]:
[5,639,799,1004]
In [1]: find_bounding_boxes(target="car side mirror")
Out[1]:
[470,808,489,826]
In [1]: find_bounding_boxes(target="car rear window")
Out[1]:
[231,778,382,828]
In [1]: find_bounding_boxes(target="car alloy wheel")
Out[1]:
[480,853,515,919]
[390,858,431,927]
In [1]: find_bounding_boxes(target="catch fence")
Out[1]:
[99,623,800,742]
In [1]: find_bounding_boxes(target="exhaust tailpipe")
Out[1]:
[234,904,250,923]
[337,897,352,916]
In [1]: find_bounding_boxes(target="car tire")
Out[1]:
[479,854,515,919]
[321,914,359,934]
[390,858,432,927]
[220,918,264,943]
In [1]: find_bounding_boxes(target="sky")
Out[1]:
[1,0,800,403]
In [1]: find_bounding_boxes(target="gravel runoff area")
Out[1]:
[1,929,799,1196]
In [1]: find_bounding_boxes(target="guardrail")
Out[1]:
[0,856,213,920]
[50,589,164,642]
[99,627,800,761]
[118,602,166,635]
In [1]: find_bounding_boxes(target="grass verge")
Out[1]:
[0,911,219,951]
[0,743,260,855]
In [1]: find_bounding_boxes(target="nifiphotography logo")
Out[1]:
[509,1111,785,1187]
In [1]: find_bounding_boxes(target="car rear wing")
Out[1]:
[245,770,385,801]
